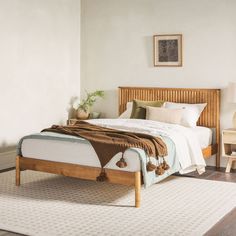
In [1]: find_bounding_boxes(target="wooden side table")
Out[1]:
[67,118,86,125]
[222,128,236,173]
[67,114,101,125]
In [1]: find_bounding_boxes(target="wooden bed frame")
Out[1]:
[16,87,221,208]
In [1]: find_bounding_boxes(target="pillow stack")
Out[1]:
[118,99,207,128]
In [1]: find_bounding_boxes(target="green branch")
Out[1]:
[79,90,105,112]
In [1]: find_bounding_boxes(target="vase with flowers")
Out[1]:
[73,90,104,120]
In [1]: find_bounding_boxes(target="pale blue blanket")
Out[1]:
[18,132,180,188]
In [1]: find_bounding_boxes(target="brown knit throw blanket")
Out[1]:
[42,121,169,181]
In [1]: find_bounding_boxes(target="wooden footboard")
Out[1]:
[15,156,141,208]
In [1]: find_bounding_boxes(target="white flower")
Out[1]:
[72,98,80,110]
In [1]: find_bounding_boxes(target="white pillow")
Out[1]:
[164,102,207,127]
[146,106,183,124]
[118,102,133,119]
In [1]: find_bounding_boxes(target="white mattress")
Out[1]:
[21,126,212,172]
[21,137,142,172]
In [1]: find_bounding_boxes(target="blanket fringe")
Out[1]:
[147,157,170,175]
[146,161,157,172]
[116,152,128,168]
[155,166,165,175]
[161,159,170,170]
[96,169,107,182]
[115,151,170,177]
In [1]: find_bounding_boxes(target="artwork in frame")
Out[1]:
[153,34,182,67]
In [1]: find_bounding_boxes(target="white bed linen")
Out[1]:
[21,119,209,174]
[88,119,206,174]
[189,126,212,149]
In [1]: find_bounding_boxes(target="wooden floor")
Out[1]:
[0,167,236,236]
[176,166,236,182]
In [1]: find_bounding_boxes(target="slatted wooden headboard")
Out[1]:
[119,86,221,167]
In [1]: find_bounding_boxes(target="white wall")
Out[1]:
[0,0,81,151]
[81,0,236,167]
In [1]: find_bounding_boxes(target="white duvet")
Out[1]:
[88,119,206,174]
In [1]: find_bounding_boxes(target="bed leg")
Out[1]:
[216,152,220,168]
[135,171,141,208]
[16,156,21,186]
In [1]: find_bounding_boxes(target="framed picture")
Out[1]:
[153,34,182,67]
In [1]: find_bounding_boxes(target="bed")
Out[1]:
[16,87,221,208]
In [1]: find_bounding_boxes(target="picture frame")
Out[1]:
[153,34,182,67]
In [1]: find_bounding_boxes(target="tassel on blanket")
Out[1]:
[146,161,157,172]
[155,165,165,175]
[96,169,107,182]
[116,157,127,168]
[161,159,170,170]
[116,152,127,168]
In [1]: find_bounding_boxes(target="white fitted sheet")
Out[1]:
[21,126,212,172]
[190,126,213,149]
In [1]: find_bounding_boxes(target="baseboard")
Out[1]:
[0,150,16,170]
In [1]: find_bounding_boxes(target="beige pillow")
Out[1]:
[146,106,183,124]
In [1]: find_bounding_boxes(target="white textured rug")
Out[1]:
[0,171,236,236]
